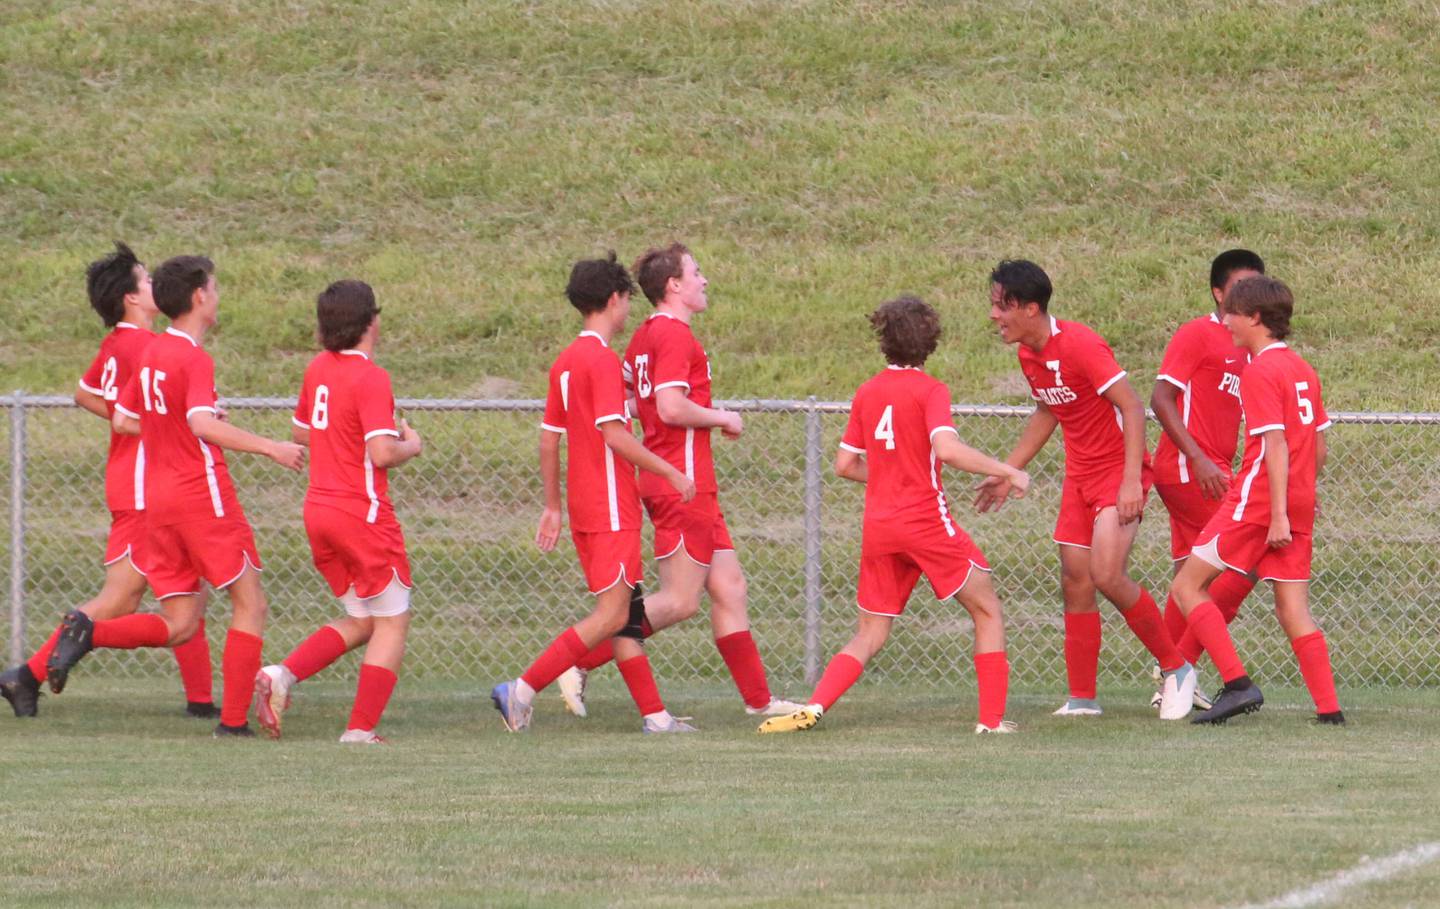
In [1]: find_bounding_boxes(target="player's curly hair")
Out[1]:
[86,241,142,327]
[870,296,941,368]
[152,255,215,319]
[316,280,379,351]
[1223,275,1292,341]
[632,242,690,306]
[565,252,636,314]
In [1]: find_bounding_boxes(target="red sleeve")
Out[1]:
[589,352,628,426]
[541,367,566,433]
[840,391,865,453]
[650,322,693,392]
[1241,361,1286,435]
[115,371,142,419]
[183,351,219,418]
[293,367,313,429]
[1079,331,1127,396]
[1156,322,1203,389]
[1311,374,1330,430]
[924,382,956,439]
[79,348,106,396]
[357,367,398,440]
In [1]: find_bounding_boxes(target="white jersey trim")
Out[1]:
[364,428,400,441]
[133,441,146,511]
[292,416,310,429]
[578,330,608,348]
[540,422,566,434]
[684,428,695,480]
[116,321,141,331]
[928,451,957,537]
[928,426,959,440]
[1317,419,1332,431]
[186,405,217,420]
[165,327,199,347]
[339,349,370,360]
[114,402,140,419]
[1248,423,1284,436]
[1155,374,1187,391]
[1232,436,1267,520]
[78,378,104,395]
[604,445,620,531]
[593,414,625,427]
[1178,377,1194,483]
[654,380,691,392]
[838,441,866,454]
[198,439,225,518]
[1095,370,1127,396]
[363,451,380,523]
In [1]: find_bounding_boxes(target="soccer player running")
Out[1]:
[1161,276,1342,724]
[1148,250,1265,711]
[252,281,421,744]
[979,259,1196,717]
[44,255,306,737]
[561,244,799,719]
[491,254,699,734]
[1,243,215,719]
[759,297,1029,735]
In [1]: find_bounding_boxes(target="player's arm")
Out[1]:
[598,420,696,501]
[367,420,421,468]
[654,386,743,439]
[1315,427,1327,475]
[1262,427,1290,547]
[1151,380,1227,499]
[976,403,1055,512]
[835,447,866,484]
[1102,376,1147,524]
[188,411,305,471]
[74,387,110,420]
[535,428,563,552]
[290,423,309,445]
[934,431,1028,511]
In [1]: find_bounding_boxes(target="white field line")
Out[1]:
[1228,842,1440,909]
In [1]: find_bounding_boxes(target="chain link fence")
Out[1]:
[4,393,1438,697]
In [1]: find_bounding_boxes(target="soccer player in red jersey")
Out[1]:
[979,259,1195,717]
[758,297,1029,735]
[562,243,800,719]
[1163,276,1342,724]
[491,254,698,734]
[43,255,306,737]
[1,243,216,719]
[251,281,422,744]
[1149,250,1265,710]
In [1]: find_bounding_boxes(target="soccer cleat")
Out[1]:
[641,713,698,734]
[1192,686,1214,711]
[46,610,95,695]
[1191,682,1264,725]
[1314,711,1346,725]
[557,666,588,718]
[185,701,219,719]
[975,720,1018,734]
[213,722,256,738]
[745,697,806,717]
[1158,662,1199,721]
[339,728,389,744]
[757,705,822,734]
[1149,690,1163,709]
[1,665,41,718]
[1052,698,1103,717]
[490,680,532,732]
[252,665,294,740]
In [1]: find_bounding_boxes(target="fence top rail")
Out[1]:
[7,392,1440,425]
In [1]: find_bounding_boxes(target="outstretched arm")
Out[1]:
[654,386,743,439]
[188,411,305,471]
[599,420,696,501]
[935,431,1029,512]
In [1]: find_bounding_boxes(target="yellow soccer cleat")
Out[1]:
[757,705,822,734]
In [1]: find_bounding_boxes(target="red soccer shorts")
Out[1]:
[573,529,643,594]
[304,503,413,600]
[1191,513,1313,582]
[643,493,734,566]
[857,529,991,617]
[1053,464,1155,548]
[1156,479,1230,561]
[104,509,148,568]
[141,515,263,599]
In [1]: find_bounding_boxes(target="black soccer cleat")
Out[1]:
[1,664,41,718]
[1191,680,1264,725]
[213,722,255,738]
[185,701,220,719]
[46,610,95,695]
[1315,710,1346,725]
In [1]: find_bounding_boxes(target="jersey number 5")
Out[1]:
[311,384,330,429]
[1295,381,1314,425]
[138,367,168,414]
[875,405,896,450]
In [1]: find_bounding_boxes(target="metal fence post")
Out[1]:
[802,396,823,684]
[9,393,26,666]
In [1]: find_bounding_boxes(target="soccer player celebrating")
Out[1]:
[251,281,421,744]
[758,297,1029,735]
[979,259,1195,717]
[0,243,215,719]
[490,254,698,734]
[43,255,306,737]
[1149,249,1265,710]
[1162,276,1342,724]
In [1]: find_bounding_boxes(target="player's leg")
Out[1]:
[1055,543,1103,715]
[1173,537,1263,724]
[341,580,413,743]
[952,570,1013,733]
[256,604,372,740]
[216,561,268,735]
[169,589,216,718]
[609,636,695,734]
[707,549,796,716]
[1272,580,1342,723]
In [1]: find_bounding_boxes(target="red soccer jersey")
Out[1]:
[541,332,642,533]
[1017,317,1150,478]
[1224,343,1330,534]
[78,322,155,512]
[840,367,963,555]
[294,350,400,524]
[1153,313,1249,485]
[115,327,243,526]
[622,312,718,498]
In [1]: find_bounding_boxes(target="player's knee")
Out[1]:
[1088,564,1127,598]
[166,613,201,645]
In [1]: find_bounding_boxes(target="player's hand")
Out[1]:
[973,475,1012,513]
[1117,478,1144,524]
[268,440,306,472]
[1193,457,1228,500]
[1267,515,1292,548]
[535,507,562,552]
[668,468,697,503]
[1006,468,1031,499]
[720,411,743,440]
[400,419,423,455]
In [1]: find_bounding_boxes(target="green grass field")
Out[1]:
[4,681,1439,908]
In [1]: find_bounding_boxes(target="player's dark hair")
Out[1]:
[1209,249,1265,290]
[989,259,1052,312]
[316,279,379,351]
[870,295,941,367]
[1223,275,1292,341]
[565,252,636,315]
[152,255,215,319]
[633,242,690,305]
[86,242,142,327]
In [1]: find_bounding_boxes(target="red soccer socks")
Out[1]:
[1121,588,1184,672]
[520,627,589,694]
[616,654,665,716]
[1291,630,1341,714]
[974,650,1009,729]
[282,625,349,682]
[92,613,170,649]
[172,618,213,704]
[810,652,865,711]
[25,626,62,682]
[715,630,772,710]
[1063,612,1102,699]
[221,629,263,728]
[347,663,398,732]
[1186,600,1246,683]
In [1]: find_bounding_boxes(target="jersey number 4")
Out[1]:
[875,405,896,450]
[138,367,169,414]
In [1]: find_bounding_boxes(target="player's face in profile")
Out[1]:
[676,254,708,313]
[130,264,157,315]
[1221,307,1255,344]
[197,273,220,325]
[611,290,632,330]
[988,283,1022,344]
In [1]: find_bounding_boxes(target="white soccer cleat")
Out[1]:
[975,720,1018,734]
[1159,662,1199,721]
[1149,690,1163,709]
[253,664,295,740]
[1052,697,1103,716]
[1193,684,1214,711]
[745,697,805,717]
[557,666,588,718]
[642,712,698,734]
[338,728,388,745]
